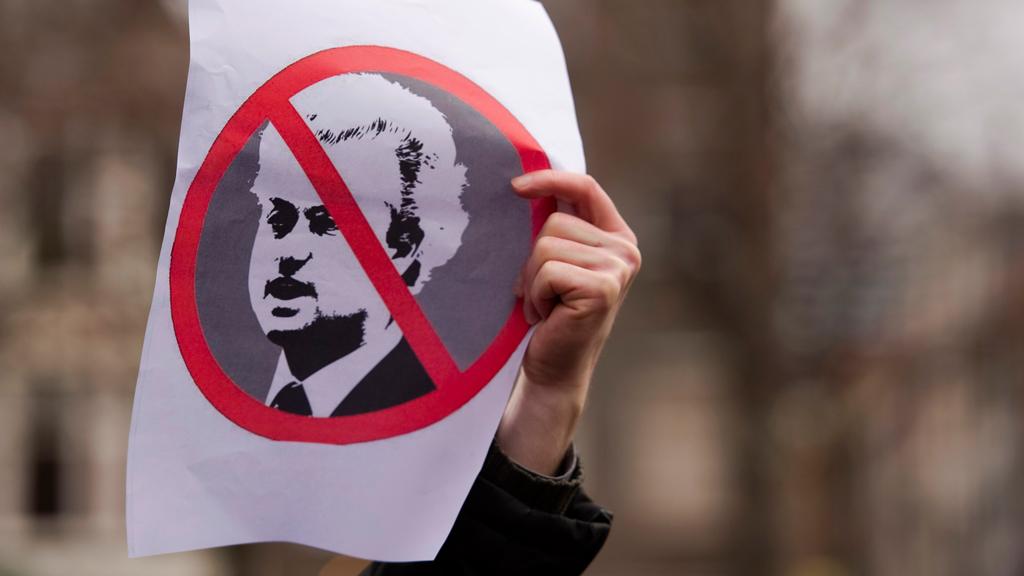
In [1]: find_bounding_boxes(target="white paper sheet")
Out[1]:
[126,0,584,562]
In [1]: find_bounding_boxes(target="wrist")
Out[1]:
[497,371,588,475]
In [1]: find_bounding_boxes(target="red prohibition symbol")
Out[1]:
[170,46,554,444]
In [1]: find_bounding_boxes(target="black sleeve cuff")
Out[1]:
[360,442,612,576]
[481,442,582,515]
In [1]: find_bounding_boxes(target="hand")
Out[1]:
[497,170,641,475]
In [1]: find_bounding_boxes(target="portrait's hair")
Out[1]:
[292,73,470,291]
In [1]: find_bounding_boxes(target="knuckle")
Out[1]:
[583,174,603,196]
[534,235,560,257]
[615,224,639,248]
[549,211,573,226]
[614,259,633,288]
[623,242,643,272]
[624,228,640,247]
[533,260,564,294]
[542,211,573,235]
[595,272,620,307]
[537,259,561,279]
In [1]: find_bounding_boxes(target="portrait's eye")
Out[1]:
[267,198,299,239]
[305,206,339,236]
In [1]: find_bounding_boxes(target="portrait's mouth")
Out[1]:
[272,307,300,318]
[265,277,318,301]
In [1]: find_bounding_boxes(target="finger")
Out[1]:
[522,235,629,310]
[537,211,606,248]
[538,212,642,268]
[529,260,620,323]
[512,170,634,239]
[519,215,642,323]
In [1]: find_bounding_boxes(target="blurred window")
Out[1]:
[27,386,64,522]
[29,152,94,270]
[29,153,68,269]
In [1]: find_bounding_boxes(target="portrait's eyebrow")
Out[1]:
[304,205,339,237]
[268,197,300,239]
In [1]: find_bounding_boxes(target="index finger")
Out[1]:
[511,170,634,239]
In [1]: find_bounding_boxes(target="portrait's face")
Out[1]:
[247,126,407,339]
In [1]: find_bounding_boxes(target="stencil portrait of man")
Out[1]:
[246,74,469,417]
[193,69,530,421]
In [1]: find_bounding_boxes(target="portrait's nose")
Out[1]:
[278,253,312,277]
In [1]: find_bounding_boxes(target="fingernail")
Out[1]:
[511,173,536,190]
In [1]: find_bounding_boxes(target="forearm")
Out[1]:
[496,370,587,476]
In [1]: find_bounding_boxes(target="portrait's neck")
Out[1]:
[271,312,366,382]
[272,311,403,383]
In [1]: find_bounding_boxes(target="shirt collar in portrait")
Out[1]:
[265,324,404,417]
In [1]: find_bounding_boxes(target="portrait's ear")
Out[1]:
[396,257,422,291]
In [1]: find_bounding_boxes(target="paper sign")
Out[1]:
[126,0,584,562]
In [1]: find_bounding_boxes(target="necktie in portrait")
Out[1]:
[271,381,313,416]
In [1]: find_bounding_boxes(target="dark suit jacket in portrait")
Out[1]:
[331,338,436,416]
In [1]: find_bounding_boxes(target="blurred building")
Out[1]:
[0,2,226,575]
[771,2,1024,574]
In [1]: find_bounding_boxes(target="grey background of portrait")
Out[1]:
[194,73,532,405]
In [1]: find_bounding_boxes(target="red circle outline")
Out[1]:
[170,46,553,444]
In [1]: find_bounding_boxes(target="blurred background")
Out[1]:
[2,0,1024,574]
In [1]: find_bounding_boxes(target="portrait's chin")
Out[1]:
[256,301,316,335]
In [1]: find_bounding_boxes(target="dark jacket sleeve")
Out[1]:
[360,443,613,576]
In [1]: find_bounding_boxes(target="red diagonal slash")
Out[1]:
[267,102,460,387]
[170,46,554,444]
